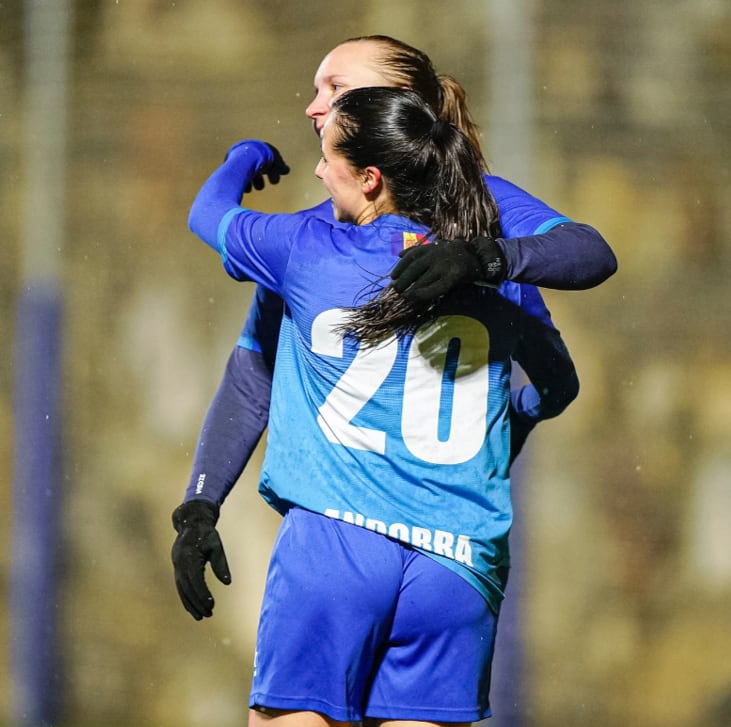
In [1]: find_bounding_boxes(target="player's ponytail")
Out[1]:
[437,73,486,169]
[330,87,500,344]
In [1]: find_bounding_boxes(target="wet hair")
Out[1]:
[330,87,501,343]
[342,35,486,166]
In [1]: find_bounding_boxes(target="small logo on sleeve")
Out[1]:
[391,231,426,256]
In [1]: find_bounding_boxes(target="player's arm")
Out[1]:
[390,175,617,301]
[390,222,616,301]
[171,342,273,621]
[495,222,616,289]
[489,174,617,289]
[183,343,274,507]
[508,309,580,464]
[180,284,282,507]
[185,284,283,494]
[190,140,318,295]
[178,137,291,620]
[171,282,284,621]
[188,140,291,280]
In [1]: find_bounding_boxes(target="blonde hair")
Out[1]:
[342,35,486,167]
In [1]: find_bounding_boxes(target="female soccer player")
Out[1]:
[171,37,613,583]
[184,86,580,726]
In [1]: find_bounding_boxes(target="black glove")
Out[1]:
[390,237,505,304]
[244,143,290,193]
[171,500,231,620]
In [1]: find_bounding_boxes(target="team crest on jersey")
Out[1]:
[391,231,426,256]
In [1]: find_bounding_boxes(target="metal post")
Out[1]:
[11,1,71,724]
[483,2,536,726]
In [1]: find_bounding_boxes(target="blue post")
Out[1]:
[11,285,64,726]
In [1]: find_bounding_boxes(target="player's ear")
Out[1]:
[362,166,382,194]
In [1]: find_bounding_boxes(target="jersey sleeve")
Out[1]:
[189,139,314,293]
[487,175,570,238]
[300,198,336,220]
[232,199,334,362]
[487,175,618,289]
[189,140,276,245]
[238,285,284,370]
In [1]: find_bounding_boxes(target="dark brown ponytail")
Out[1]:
[329,87,500,344]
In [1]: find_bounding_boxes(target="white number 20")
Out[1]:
[312,308,489,465]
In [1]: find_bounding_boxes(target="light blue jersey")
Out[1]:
[189,141,554,610]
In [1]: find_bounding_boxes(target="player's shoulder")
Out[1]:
[293,198,336,222]
[483,174,533,201]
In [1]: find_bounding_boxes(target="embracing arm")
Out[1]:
[390,222,616,302]
[496,222,616,290]
[509,314,580,463]
[390,171,617,300]
[489,174,617,289]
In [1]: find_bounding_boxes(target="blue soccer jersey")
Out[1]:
[189,140,565,610]
[183,175,579,507]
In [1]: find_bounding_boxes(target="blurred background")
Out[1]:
[2,1,730,726]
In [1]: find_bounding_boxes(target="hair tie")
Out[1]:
[430,118,450,141]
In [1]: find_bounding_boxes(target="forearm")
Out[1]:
[510,370,580,425]
[508,368,579,465]
[188,140,275,249]
[512,318,580,425]
[496,222,617,290]
[183,345,273,506]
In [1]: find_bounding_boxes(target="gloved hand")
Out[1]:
[171,500,231,620]
[390,237,505,303]
[244,143,290,193]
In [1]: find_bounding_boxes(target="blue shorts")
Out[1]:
[249,507,498,723]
